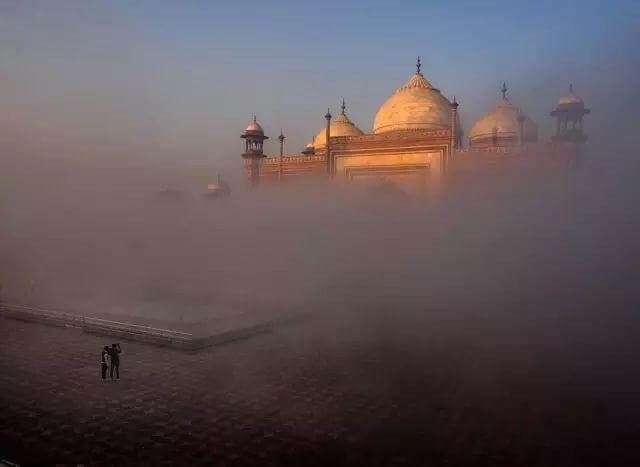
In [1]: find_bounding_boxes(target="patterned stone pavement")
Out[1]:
[1,310,639,466]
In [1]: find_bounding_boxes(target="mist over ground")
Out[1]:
[1,131,638,331]
[3,131,640,441]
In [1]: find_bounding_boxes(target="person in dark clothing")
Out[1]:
[101,346,110,382]
[110,343,121,380]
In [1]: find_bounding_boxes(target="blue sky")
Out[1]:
[0,0,638,169]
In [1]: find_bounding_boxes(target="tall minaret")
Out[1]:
[450,95,459,158]
[240,116,268,186]
[278,129,285,156]
[278,129,285,182]
[325,108,332,175]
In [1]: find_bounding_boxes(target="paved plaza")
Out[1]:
[1,309,639,466]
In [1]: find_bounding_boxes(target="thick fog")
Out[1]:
[1,130,638,333]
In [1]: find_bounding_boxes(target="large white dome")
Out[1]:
[373,62,452,134]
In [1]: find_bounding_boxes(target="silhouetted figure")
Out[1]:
[110,343,121,380]
[101,346,110,382]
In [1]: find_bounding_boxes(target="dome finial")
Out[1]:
[340,98,346,115]
[569,83,573,93]
[253,115,257,123]
[416,56,422,75]
[501,82,508,100]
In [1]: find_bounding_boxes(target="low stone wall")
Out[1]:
[0,303,304,351]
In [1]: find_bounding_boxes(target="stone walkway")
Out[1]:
[1,311,639,466]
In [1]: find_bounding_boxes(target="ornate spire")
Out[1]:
[569,83,573,93]
[278,128,285,142]
[501,82,508,100]
[253,115,257,123]
[325,108,332,120]
[340,98,346,115]
[416,56,422,75]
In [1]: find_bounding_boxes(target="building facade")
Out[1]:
[241,58,588,193]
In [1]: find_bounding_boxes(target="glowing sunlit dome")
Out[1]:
[373,57,453,134]
[244,115,264,135]
[312,100,364,148]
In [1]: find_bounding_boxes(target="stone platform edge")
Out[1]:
[0,303,309,350]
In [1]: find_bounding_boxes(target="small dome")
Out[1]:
[244,116,264,135]
[203,174,230,198]
[312,100,364,148]
[557,84,584,108]
[373,58,452,134]
[301,137,316,155]
[469,83,537,146]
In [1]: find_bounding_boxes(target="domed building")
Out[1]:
[246,58,460,193]
[469,83,537,148]
[241,58,589,192]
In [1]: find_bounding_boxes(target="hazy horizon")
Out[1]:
[1,0,638,178]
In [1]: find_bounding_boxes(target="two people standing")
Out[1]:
[100,343,122,382]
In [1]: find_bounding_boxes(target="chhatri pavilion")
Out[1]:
[241,58,589,193]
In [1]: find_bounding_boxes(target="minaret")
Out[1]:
[325,108,332,175]
[278,129,285,156]
[550,83,590,144]
[278,129,285,182]
[240,115,268,186]
[450,96,459,159]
